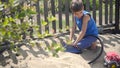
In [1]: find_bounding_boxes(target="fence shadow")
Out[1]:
[0,33,120,67]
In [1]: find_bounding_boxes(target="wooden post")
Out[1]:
[51,0,56,33]
[92,0,96,22]
[44,0,49,33]
[58,0,62,30]
[115,0,120,33]
[99,0,103,25]
[65,0,69,29]
[86,0,90,11]
[105,0,108,24]
[36,1,42,34]
[109,0,113,24]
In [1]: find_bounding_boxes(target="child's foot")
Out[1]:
[91,41,97,50]
[87,41,97,50]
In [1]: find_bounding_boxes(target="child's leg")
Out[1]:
[77,36,97,50]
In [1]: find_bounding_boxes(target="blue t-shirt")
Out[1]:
[75,11,98,37]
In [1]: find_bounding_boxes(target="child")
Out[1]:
[65,0,98,53]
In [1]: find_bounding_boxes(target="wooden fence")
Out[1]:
[35,0,119,34]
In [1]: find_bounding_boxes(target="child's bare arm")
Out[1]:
[69,18,76,40]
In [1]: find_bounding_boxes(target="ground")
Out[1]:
[0,33,120,68]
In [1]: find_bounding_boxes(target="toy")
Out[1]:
[104,52,120,68]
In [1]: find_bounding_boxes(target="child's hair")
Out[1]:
[70,0,83,12]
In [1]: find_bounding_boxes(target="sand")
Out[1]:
[0,34,120,68]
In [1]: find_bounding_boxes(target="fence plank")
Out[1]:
[44,0,49,32]
[99,0,103,25]
[109,0,113,23]
[36,1,41,33]
[35,0,116,34]
[65,0,69,28]
[86,0,90,11]
[92,0,96,22]
[51,0,56,33]
[115,0,120,33]
[105,0,108,24]
[58,0,62,30]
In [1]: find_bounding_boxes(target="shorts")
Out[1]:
[77,36,97,49]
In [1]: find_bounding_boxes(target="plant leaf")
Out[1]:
[3,17,9,27]
[41,21,47,26]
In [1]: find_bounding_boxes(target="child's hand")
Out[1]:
[72,42,77,46]
[72,42,80,49]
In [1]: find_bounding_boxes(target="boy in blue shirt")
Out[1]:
[64,0,98,53]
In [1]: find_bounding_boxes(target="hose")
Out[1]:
[87,35,104,64]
